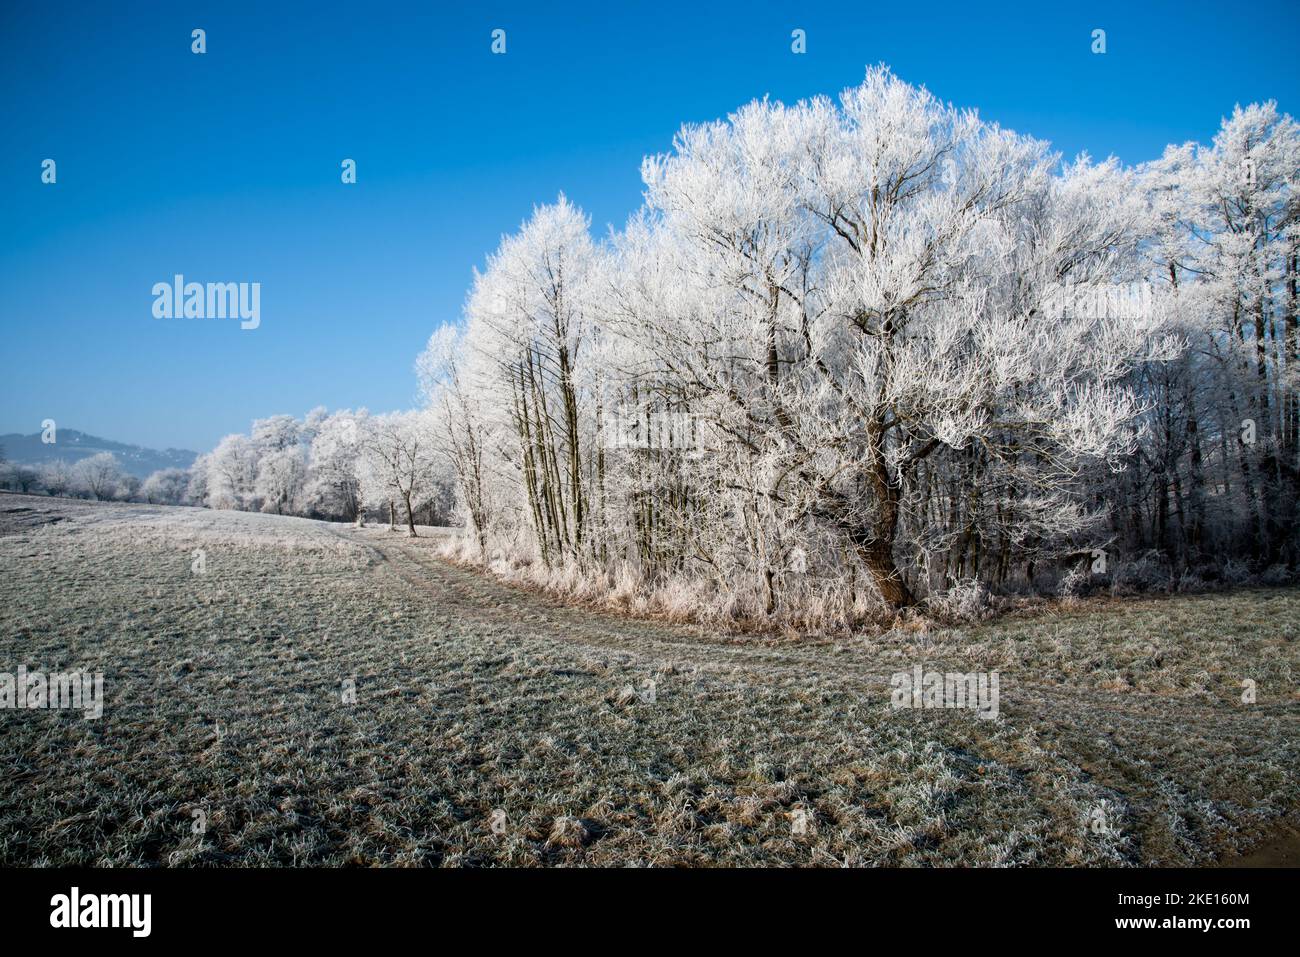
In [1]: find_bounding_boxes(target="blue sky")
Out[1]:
[2,0,1297,452]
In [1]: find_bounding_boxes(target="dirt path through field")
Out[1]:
[338,526,1300,866]
[352,527,1296,732]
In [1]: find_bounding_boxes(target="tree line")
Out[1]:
[9,68,1295,627]
[418,68,1298,624]
[1,410,455,534]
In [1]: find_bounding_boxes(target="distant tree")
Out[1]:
[8,464,41,494]
[206,435,258,509]
[254,446,308,514]
[358,410,447,537]
[185,454,210,506]
[75,452,122,501]
[251,414,301,453]
[141,468,190,505]
[115,473,142,502]
[301,409,365,521]
[40,460,74,497]
[418,325,493,556]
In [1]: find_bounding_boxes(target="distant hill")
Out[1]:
[0,430,198,479]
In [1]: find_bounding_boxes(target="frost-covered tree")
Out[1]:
[185,454,211,506]
[1100,100,1300,573]
[357,410,447,537]
[250,415,308,514]
[251,414,302,454]
[5,464,40,494]
[440,68,1185,614]
[301,409,365,521]
[75,452,122,501]
[206,434,259,510]
[40,460,74,497]
[457,196,602,565]
[626,70,1175,604]
[254,447,307,515]
[115,473,141,502]
[141,468,191,505]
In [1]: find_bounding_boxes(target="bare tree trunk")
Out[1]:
[403,491,417,537]
[855,463,915,608]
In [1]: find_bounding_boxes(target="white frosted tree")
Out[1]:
[141,468,191,505]
[75,452,122,501]
[40,460,74,498]
[254,446,307,515]
[185,454,211,506]
[357,410,446,537]
[206,434,259,510]
[301,409,365,521]
[461,196,602,566]
[612,67,1176,605]
[418,325,496,556]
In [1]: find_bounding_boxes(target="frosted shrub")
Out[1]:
[609,562,640,606]
[927,579,994,622]
[1059,566,1090,600]
[1112,551,1173,595]
[1222,559,1253,586]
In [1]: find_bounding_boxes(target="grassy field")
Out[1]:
[0,493,1296,866]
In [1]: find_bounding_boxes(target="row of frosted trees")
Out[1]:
[191,408,455,535]
[419,68,1298,624]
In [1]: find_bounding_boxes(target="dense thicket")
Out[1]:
[418,68,1298,623]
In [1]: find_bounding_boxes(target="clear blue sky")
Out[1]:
[2,0,1297,451]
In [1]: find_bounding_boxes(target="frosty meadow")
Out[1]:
[1,495,1295,867]
[2,31,1298,882]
